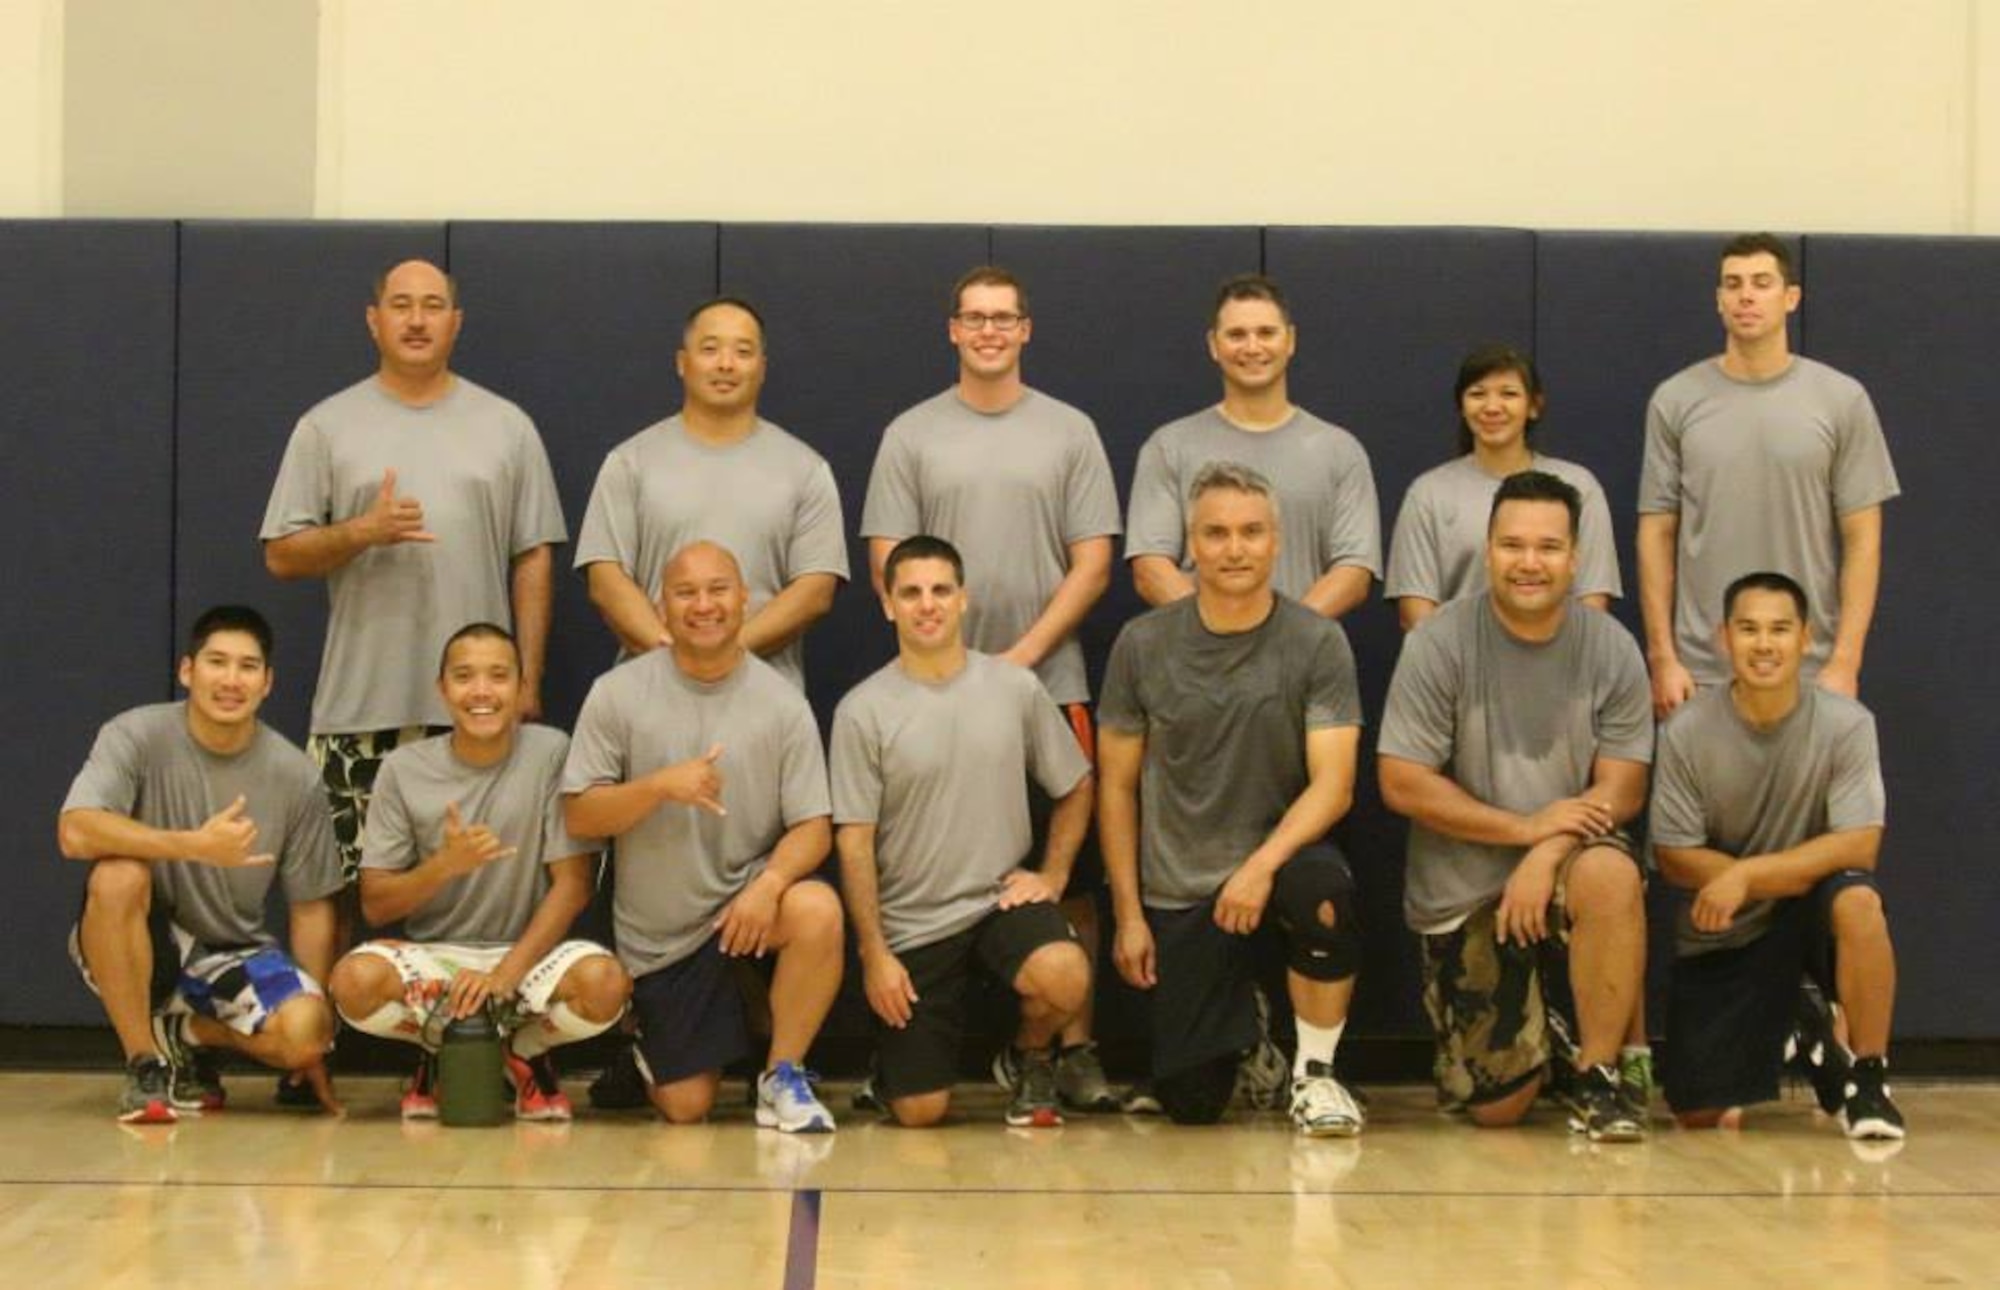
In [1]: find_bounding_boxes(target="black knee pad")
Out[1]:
[1156,1054,1236,1125]
[1277,872,1361,982]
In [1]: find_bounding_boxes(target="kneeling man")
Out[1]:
[330,623,631,1121]
[834,536,1094,1127]
[564,542,844,1132]
[1654,572,1903,1139]
[60,606,343,1122]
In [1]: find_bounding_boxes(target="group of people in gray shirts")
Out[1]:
[58,231,1907,1147]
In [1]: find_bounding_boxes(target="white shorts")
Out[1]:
[345,938,611,1047]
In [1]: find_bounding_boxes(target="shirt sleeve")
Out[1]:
[786,458,853,581]
[828,698,884,826]
[1321,439,1382,576]
[1305,619,1365,730]
[573,449,638,573]
[1376,624,1458,768]
[1593,631,1657,764]
[1646,719,1710,848]
[508,414,569,552]
[1095,621,1148,735]
[1636,389,1682,515]
[1826,710,1888,832]
[259,418,333,540]
[358,754,420,874]
[1060,418,1124,543]
[560,677,629,799]
[1122,434,1187,563]
[1384,477,1442,601]
[778,697,834,827]
[279,762,346,903]
[1023,674,1092,798]
[859,420,922,541]
[1831,383,1902,515]
[61,717,145,815]
[1574,470,1625,600]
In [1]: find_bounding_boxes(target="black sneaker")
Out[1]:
[587,1044,651,1111]
[1004,1046,1063,1128]
[118,1054,177,1124]
[150,1013,221,1112]
[1785,979,1852,1115]
[1839,1056,1906,1140]
[1567,1063,1645,1142]
[274,1071,321,1108]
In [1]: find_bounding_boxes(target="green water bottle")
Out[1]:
[437,1007,506,1126]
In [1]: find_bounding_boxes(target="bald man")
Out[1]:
[263,259,568,894]
[563,542,844,1133]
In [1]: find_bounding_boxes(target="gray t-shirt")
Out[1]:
[1651,685,1885,957]
[1098,596,1363,910]
[830,652,1091,953]
[1386,453,1622,605]
[360,725,599,944]
[573,416,850,689]
[62,703,343,951]
[1125,405,1382,597]
[1378,597,1654,931]
[261,376,569,734]
[560,651,831,976]
[1638,356,1900,684]
[860,388,1123,704]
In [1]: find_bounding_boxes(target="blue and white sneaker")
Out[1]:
[757,1061,835,1134]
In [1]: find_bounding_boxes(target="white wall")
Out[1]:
[0,0,62,216]
[318,0,1992,233]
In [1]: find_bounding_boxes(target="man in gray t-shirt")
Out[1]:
[1100,462,1367,1136]
[575,297,848,690]
[59,606,343,1123]
[1638,234,1900,717]
[1127,274,1379,619]
[832,535,1094,1127]
[262,260,569,881]
[329,624,632,1122]
[1651,571,1903,1140]
[1379,471,1652,1142]
[562,541,844,1134]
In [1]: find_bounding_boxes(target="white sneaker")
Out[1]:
[757,1061,836,1134]
[1290,1062,1364,1137]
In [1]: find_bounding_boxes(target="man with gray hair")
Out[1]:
[1098,461,1369,1134]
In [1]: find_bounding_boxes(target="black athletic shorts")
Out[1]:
[874,902,1078,1101]
[1146,843,1354,1081]
[1663,869,1877,1114]
[631,934,762,1086]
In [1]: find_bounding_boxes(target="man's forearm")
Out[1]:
[1830,506,1883,673]
[1379,758,1532,847]
[564,778,667,840]
[1299,565,1372,620]
[1010,538,1112,667]
[741,574,839,658]
[1038,776,1094,892]
[495,859,594,983]
[762,817,833,887]
[835,827,893,957]
[1635,513,1682,662]
[1130,555,1194,607]
[510,545,554,692]
[264,522,375,581]
[585,562,669,656]
[290,900,339,989]
[60,809,196,863]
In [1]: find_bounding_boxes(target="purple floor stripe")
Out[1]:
[782,1188,822,1290]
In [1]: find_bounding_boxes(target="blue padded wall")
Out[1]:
[1799,234,2000,1037]
[1264,227,1536,1031]
[0,222,178,1023]
[174,222,448,741]
[447,221,719,730]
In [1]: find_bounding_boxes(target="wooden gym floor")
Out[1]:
[1,1074,1993,1289]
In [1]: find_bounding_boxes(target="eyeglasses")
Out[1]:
[953,311,1026,333]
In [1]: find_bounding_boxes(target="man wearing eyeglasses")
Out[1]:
[860,266,1123,1113]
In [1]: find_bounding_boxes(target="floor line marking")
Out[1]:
[782,1189,821,1290]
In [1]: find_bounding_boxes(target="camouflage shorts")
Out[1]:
[307,726,444,882]
[1419,835,1639,1110]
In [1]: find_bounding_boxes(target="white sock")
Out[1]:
[509,1002,618,1060]
[1294,1018,1345,1079]
[340,999,421,1044]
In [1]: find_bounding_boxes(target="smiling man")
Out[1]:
[328,623,631,1122]
[1638,233,1901,719]
[562,542,844,1133]
[832,536,1095,1129]
[262,260,568,897]
[59,606,343,1123]
[1652,572,1904,1139]
[1126,274,1380,620]
[1098,463,1368,1135]
[862,266,1124,1111]
[575,297,848,689]
[1379,470,1654,1142]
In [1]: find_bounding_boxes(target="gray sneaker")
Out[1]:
[1055,1042,1119,1112]
[1004,1047,1063,1128]
[118,1055,177,1125]
[1233,987,1289,1111]
[1118,1081,1164,1116]
[150,1013,223,1112]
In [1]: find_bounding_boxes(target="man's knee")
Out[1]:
[778,882,844,951]
[265,996,336,1070]
[1157,1054,1236,1125]
[85,858,151,914]
[649,1072,719,1124]
[1565,846,1643,919]
[1284,880,1362,982]
[1016,941,1090,1014]
[889,1090,951,1127]
[328,952,400,1019]
[1466,1078,1540,1129]
[560,954,633,1023]
[1830,882,1889,943]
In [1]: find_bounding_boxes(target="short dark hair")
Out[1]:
[683,295,767,344]
[1720,233,1796,285]
[951,266,1029,318]
[1722,571,1809,623]
[1453,343,1544,456]
[186,605,274,663]
[371,262,459,307]
[1487,469,1581,538]
[883,535,965,590]
[438,622,520,678]
[1211,273,1291,327]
